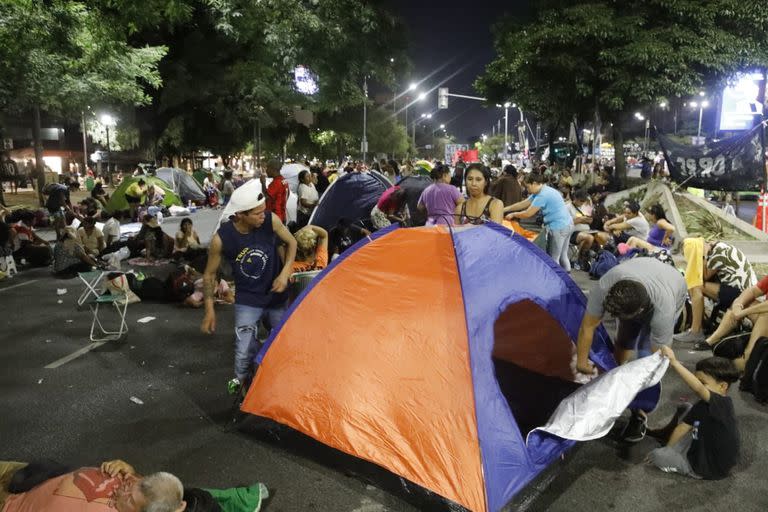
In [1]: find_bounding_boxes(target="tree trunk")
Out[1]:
[32,105,46,206]
[613,119,626,189]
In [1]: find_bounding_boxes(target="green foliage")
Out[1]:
[0,1,167,117]
[142,0,408,157]
[476,0,768,185]
[476,134,505,161]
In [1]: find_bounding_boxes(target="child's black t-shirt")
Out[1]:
[684,393,740,479]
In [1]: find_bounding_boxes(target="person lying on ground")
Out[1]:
[597,200,649,246]
[10,211,52,267]
[625,204,675,253]
[646,347,740,480]
[674,237,757,345]
[77,216,105,258]
[0,458,187,512]
[53,227,101,277]
[575,257,688,442]
[177,266,234,308]
[695,275,768,370]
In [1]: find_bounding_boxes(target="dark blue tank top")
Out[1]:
[217,212,285,307]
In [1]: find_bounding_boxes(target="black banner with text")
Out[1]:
[656,124,765,190]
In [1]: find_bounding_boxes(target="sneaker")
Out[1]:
[621,411,647,443]
[673,330,706,344]
[227,378,242,396]
[692,340,713,351]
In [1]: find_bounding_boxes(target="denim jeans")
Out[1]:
[547,224,574,272]
[233,304,285,380]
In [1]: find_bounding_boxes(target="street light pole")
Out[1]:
[81,111,88,177]
[362,77,368,163]
[503,102,510,161]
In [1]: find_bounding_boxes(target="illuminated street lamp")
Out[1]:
[100,114,116,179]
[690,99,709,137]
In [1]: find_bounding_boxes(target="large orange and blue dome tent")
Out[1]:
[242,223,660,511]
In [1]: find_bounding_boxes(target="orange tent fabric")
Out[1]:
[241,228,486,511]
[502,219,538,241]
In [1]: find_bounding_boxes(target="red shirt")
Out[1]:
[266,176,288,222]
[756,275,768,295]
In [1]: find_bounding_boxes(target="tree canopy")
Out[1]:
[476,0,768,182]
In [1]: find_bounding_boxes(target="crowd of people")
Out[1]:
[0,153,763,509]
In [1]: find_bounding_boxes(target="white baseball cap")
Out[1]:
[228,187,266,213]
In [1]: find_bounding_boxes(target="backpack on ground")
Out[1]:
[740,337,768,403]
[712,332,749,360]
[589,250,618,279]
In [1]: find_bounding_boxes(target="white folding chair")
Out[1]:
[86,292,129,342]
[77,270,107,307]
[0,254,18,277]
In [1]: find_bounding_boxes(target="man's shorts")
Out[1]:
[718,284,741,309]
[617,317,653,354]
[125,194,141,204]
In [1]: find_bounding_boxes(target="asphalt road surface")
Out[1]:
[2,209,767,512]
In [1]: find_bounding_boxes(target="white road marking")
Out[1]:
[0,279,39,292]
[45,342,106,369]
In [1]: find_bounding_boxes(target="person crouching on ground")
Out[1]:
[575,257,688,441]
[647,347,740,480]
[200,190,296,397]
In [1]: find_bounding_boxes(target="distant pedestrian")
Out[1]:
[260,160,288,223]
[491,165,522,206]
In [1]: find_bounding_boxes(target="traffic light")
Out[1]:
[438,88,449,109]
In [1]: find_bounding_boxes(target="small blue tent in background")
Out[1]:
[309,170,390,230]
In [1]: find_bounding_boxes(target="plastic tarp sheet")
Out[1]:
[527,353,669,444]
[155,167,206,203]
[309,171,390,230]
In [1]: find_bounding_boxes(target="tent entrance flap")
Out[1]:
[492,299,580,436]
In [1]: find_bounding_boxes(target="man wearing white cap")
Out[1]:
[201,188,297,395]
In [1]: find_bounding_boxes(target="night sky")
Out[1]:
[385,0,531,143]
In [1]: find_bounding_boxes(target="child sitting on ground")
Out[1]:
[647,346,740,480]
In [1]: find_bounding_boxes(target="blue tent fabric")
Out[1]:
[309,171,390,230]
[451,223,616,510]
